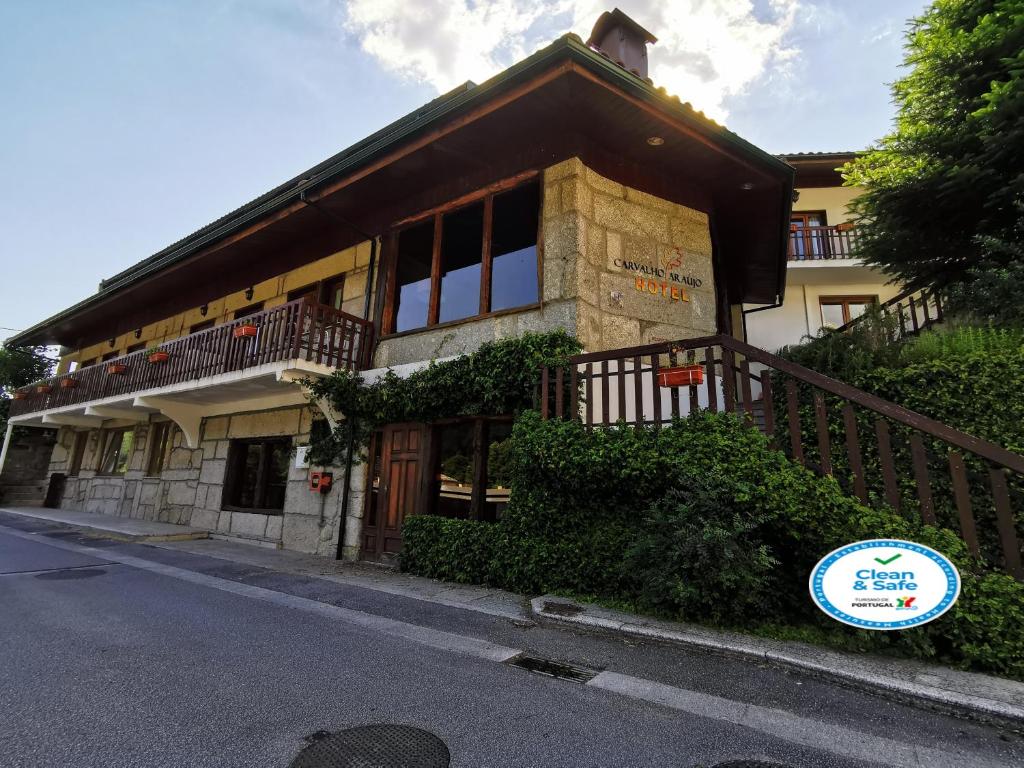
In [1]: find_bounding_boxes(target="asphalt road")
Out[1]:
[0,519,1021,768]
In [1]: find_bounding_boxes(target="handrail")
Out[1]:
[9,298,373,418]
[788,224,858,260]
[836,286,943,337]
[539,334,1024,578]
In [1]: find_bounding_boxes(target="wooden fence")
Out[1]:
[538,334,1023,579]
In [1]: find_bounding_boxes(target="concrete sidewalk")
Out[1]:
[0,505,208,542]
[3,504,1022,726]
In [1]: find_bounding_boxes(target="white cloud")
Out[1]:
[342,0,800,121]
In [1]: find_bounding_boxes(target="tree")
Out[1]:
[0,344,55,435]
[845,0,1024,295]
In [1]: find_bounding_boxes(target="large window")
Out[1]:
[68,431,89,477]
[430,418,512,522]
[386,179,540,334]
[223,438,290,513]
[790,211,827,259]
[819,295,877,328]
[146,422,173,477]
[97,428,134,475]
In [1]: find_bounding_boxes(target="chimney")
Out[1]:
[586,8,657,80]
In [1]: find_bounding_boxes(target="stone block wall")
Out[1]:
[46,405,347,556]
[543,157,716,352]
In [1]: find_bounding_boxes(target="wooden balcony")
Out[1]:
[788,224,858,261]
[9,298,373,419]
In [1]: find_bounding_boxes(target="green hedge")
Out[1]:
[402,410,1024,678]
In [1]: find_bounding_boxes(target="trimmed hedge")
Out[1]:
[402,410,1024,678]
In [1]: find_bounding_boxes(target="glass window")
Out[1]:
[223,438,290,513]
[439,202,485,324]
[321,275,346,310]
[190,319,215,334]
[101,351,119,362]
[146,422,173,476]
[394,220,435,332]
[233,302,264,320]
[98,428,134,475]
[387,179,541,333]
[820,296,877,327]
[68,431,89,477]
[483,422,513,522]
[490,184,540,312]
[433,422,476,519]
[790,211,827,259]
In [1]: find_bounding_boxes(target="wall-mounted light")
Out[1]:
[200,304,209,317]
[134,328,142,339]
[245,287,254,301]
[108,338,116,348]
[791,189,801,203]
[741,181,755,191]
[646,136,664,146]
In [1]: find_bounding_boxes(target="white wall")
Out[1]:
[793,186,860,225]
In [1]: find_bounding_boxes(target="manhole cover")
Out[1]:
[34,568,106,580]
[507,654,598,682]
[289,725,450,768]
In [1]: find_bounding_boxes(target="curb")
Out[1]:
[529,595,1024,728]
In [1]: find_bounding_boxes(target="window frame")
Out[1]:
[145,422,173,477]
[68,431,89,477]
[96,427,135,476]
[819,294,878,327]
[427,415,514,522]
[222,437,291,515]
[381,174,542,337]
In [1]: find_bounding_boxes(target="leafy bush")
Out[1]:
[305,329,580,465]
[624,479,779,624]
[401,409,1024,678]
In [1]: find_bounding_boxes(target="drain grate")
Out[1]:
[507,654,598,682]
[710,762,795,768]
[541,600,582,617]
[288,725,450,768]
[34,568,106,580]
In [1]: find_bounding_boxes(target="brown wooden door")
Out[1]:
[361,423,425,561]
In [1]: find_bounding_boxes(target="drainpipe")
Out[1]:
[741,297,783,344]
[335,235,378,560]
[0,423,14,477]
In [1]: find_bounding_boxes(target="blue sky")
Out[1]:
[0,0,927,344]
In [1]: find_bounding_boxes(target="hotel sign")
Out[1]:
[614,247,703,303]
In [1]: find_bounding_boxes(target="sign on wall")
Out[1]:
[614,247,704,303]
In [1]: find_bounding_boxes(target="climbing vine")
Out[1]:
[305,329,581,466]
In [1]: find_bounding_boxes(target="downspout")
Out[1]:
[335,235,378,560]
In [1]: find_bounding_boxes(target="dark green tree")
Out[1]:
[845,0,1024,295]
[0,344,55,435]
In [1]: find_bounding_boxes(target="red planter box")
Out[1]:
[148,351,169,364]
[35,384,53,394]
[60,378,78,389]
[107,363,128,375]
[13,391,29,400]
[657,365,704,388]
[233,325,258,339]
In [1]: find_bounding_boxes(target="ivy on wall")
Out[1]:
[305,330,581,466]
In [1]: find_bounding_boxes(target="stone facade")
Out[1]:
[48,405,345,556]
[375,157,716,367]
[544,157,716,351]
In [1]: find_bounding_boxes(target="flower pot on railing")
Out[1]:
[657,364,704,388]
[36,384,53,394]
[60,378,78,389]
[13,390,29,400]
[107,363,128,375]
[147,350,170,364]
[233,323,258,339]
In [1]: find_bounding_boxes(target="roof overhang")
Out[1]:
[14,35,794,348]
[780,152,859,188]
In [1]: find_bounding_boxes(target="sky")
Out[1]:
[0,0,928,345]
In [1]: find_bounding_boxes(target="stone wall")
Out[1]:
[374,157,716,368]
[544,157,716,352]
[48,405,346,556]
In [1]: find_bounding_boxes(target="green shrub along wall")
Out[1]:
[771,335,1024,570]
[402,410,1024,679]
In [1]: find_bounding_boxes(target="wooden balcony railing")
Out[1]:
[10,298,373,419]
[538,334,1023,579]
[789,224,858,260]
